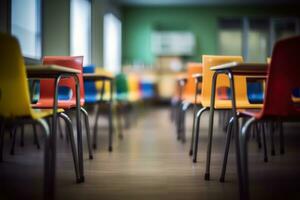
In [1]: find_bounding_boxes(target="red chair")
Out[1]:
[32,56,93,159]
[227,36,300,200]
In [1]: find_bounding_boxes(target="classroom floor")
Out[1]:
[1,106,300,200]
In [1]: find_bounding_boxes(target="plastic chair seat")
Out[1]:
[31,108,64,119]
[238,109,263,119]
[182,94,202,104]
[84,94,100,104]
[201,99,263,109]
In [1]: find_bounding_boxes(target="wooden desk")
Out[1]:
[208,62,268,200]
[210,62,268,75]
[83,73,113,81]
[27,64,80,77]
[26,64,83,199]
[192,73,203,82]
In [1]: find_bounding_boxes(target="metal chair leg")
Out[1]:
[33,123,40,149]
[0,121,5,162]
[10,126,17,155]
[176,102,184,140]
[262,122,268,162]
[240,117,256,200]
[193,107,208,163]
[108,102,113,152]
[189,105,198,156]
[116,106,124,140]
[58,118,64,139]
[255,122,262,149]
[270,122,276,156]
[279,120,284,154]
[80,107,93,159]
[20,124,24,147]
[180,102,191,143]
[36,118,51,200]
[93,105,101,149]
[220,117,234,182]
[204,71,220,181]
[58,113,81,182]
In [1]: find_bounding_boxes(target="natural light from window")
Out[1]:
[104,13,122,73]
[11,0,41,59]
[70,0,91,65]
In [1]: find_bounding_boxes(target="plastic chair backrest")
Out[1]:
[38,56,84,107]
[94,67,112,101]
[201,55,247,107]
[115,73,129,101]
[0,33,32,118]
[83,65,99,103]
[262,36,300,117]
[140,72,156,99]
[183,62,202,98]
[127,73,141,102]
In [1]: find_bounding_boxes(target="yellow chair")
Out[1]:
[94,67,114,101]
[0,33,80,196]
[192,55,263,181]
[127,73,141,102]
[92,67,115,151]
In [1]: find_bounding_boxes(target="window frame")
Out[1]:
[11,0,43,63]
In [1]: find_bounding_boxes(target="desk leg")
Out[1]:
[240,117,255,200]
[205,72,218,180]
[108,79,114,152]
[74,75,84,182]
[228,72,245,200]
[44,76,60,199]
[189,81,200,156]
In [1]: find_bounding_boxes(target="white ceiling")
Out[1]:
[116,0,300,6]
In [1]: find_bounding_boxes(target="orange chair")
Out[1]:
[192,55,264,181]
[176,63,202,143]
[170,72,187,124]
[0,33,80,197]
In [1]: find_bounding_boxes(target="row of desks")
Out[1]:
[26,64,113,199]
[26,62,267,200]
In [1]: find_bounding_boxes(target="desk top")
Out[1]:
[83,73,114,80]
[26,64,80,78]
[210,62,268,75]
[192,73,203,82]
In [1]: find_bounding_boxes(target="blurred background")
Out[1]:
[1,0,300,102]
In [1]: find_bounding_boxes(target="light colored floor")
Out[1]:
[1,107,300,199]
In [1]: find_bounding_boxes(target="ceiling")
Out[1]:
[115,0,300,6]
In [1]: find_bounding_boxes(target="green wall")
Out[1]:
[122,5,300,65]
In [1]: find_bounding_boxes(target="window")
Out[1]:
[104,13,122,73]
[218,17,300,62]
[218,19,242,56]
[11,0,41,60]
[248,19,269,62]
[70,0,91,65]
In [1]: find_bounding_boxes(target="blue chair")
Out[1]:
[219,82,264,103]
[247,82,264,104]
[141,80,155,99]
[83,65,99,103]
